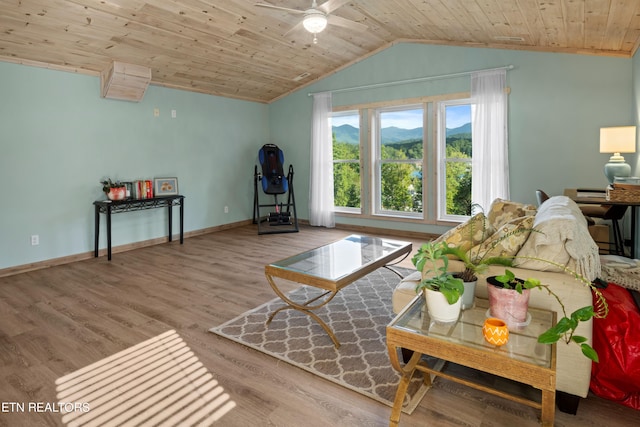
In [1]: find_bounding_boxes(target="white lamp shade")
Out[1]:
[600,126,637,154]
[303,12,328,33]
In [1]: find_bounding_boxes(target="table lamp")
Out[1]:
[600,126,637,184]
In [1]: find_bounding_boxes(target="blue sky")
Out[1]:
[331,105,471,129]
[380,109,423,129]
[445,105,471,128]
[331,112,360,128]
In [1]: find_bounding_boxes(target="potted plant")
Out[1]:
[411,242,465,323]
[485,268,532,328]
[101,178,127,201]
[426,240,608,362]
[489,267,606,362]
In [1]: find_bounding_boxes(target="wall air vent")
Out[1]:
[101,61,151,102]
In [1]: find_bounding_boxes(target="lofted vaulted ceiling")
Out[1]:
[1,0,639,103]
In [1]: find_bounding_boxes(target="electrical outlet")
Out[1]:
[224,206,229,213]
[31,235,39,246]
[153,108,160,117]
[171,109,177,118]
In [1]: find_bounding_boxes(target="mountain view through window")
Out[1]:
[442,104,472,216]
[332,104,472,217]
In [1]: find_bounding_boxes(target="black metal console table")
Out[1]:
[94,195,185,260]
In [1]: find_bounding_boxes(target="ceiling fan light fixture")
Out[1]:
[303,11,328,34]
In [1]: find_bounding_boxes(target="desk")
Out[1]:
[94,195,184,260]
[565,189,640,258]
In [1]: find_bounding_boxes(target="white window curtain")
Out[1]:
[309,92,335,227]
[471,69,509,211]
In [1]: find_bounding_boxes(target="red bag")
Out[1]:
[590,283,640,410]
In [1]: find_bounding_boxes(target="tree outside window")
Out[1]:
[376,107,423,216]
[332,112,361,210]
[439,101,472,219]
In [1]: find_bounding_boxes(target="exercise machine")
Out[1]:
[253,144,298,234]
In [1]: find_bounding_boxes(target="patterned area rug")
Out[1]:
[209,267,428,414]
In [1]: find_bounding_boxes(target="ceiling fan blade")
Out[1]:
[283,21,304,37]
[327,15,368,32]
[318,0,351,14]
[254,2,305,14]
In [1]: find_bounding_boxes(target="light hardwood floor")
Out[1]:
[0,225,638,426]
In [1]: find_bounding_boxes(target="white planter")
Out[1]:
[424,288,462,323]
[452,273,476,310]
[461,280,477,310]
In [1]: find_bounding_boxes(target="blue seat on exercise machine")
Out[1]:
[259,144,289,195]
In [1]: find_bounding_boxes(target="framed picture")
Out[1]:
[154,177,179,196]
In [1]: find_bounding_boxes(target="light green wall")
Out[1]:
[0,42,635,270]
[269,43,633,235]
[0,61,268,270]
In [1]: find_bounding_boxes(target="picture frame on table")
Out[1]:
[154,177,179,196]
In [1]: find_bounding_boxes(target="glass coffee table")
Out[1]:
[265,234,412,348]
[387,294,557,426]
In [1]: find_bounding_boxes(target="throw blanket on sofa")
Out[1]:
[600,255,640,291]
[514,196,601,281]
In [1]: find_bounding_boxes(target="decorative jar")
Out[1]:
[483,317,509,346]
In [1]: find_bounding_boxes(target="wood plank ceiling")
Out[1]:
[1,0,639,103]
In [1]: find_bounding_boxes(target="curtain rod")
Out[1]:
[307,64,514,97]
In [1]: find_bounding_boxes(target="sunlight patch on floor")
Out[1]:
[55,330,236,426]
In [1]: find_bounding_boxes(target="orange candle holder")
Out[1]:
[483,317,509,346]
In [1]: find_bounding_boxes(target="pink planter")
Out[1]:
[486,276,531,329]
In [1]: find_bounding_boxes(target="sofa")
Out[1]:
[392,196,601,410]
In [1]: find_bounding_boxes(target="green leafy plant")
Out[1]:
[442,241,513,282]
[101,178,125,194]
[419,198,609,361]
[493,268,529,292]
[411,241,465,305]
[434,202,606,361]
[493,267,605,363]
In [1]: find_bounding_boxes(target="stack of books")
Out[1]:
[133,180,154,199]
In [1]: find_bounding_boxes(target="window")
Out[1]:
[438,100,472,221]
[330,93,483,224]
[374,105,424,217]
[331,111,361,211]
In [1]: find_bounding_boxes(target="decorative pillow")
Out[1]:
[467,215,535,260]
[433,212,492,253]
[486,198,537,230]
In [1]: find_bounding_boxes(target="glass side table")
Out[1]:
[386,294,557,426]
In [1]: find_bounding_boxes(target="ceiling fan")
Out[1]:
[255,0,367,44]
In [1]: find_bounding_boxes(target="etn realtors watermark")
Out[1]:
[2,401,90,413]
